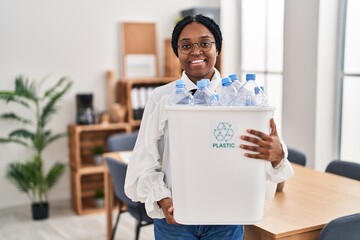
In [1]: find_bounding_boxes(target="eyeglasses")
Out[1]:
[177,39,215,54]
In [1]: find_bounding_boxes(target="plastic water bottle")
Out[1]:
[253,86,268,106]
[168,79,194,105]
[219,77,239,106]
[193,79,218,106]
[229,74,243,91]
[201,79,220,104]
[238,74,260,106]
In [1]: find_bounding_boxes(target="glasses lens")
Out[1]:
[179,42,192,54]
[199,40,212,51]
[178,40,214,54]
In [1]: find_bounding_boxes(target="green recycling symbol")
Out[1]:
[213,122,234,142]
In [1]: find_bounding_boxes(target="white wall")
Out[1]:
[282,0,341,169]
[0,0,220,209]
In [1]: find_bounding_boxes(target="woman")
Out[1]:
[125,14,294,240]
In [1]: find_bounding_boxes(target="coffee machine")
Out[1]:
[76,94,96,125]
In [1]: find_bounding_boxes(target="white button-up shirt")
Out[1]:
[125,69,294,219]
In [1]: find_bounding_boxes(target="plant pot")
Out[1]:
[95,198,104,208]
[93,155,103,165]
[32,202,49,220]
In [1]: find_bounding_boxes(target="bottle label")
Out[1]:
[210,122,237,149]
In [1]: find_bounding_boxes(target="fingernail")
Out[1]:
[240,136,245,140]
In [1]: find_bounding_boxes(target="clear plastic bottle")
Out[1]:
[253,86,268,107]
[168,79,194,105]
[201,79,220,105]
[229,73,243,91]
[238,73,260,106]
[193,79,218,106]
[219,77,239,106]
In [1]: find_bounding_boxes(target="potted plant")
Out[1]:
[93,145,104,165]
[94,188,104,208]
[0,75,72,220]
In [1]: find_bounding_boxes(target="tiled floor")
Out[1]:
[0,200,154,240]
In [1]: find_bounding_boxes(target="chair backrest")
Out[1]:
[105,156,153,223]
[325,160,360,181]
[105,157,138,207]
[107,131,138,152]
[288,148,307,166]
[320,213,360,240]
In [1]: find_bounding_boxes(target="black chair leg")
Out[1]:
[135,222,141,240]
[111,208,122,240]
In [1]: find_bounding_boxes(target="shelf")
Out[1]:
[68,123,131,215]
[116,77,176,125]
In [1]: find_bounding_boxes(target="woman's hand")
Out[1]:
[240,118,284,167]
[157,197,178,225]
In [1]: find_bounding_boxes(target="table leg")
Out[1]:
[105,170,114,240]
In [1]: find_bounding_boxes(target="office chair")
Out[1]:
[325,160,360,181]
[107,131,138,152]
[320,213,360,240]
[287,147,307,166]
[106,132,153,240]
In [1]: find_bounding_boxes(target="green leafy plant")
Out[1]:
[0,75,72,204]
[92,145,104,156]
[94,188,104,199]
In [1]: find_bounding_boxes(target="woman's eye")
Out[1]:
[200,42,210,47]
[181,44,191,49]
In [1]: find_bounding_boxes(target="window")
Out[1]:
[340,0,360,163]
[241,0,285,132]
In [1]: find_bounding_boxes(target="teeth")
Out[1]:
[191,60,204,64]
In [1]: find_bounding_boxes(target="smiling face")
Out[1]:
[177,22,218,83]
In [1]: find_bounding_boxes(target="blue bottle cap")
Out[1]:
[175,79,185,87]
[200,79,210,86]
[197,80,206,88]
[254,87,260,95]
[246,74,256,81]
[229,74,239,82]
[221,77,232,86]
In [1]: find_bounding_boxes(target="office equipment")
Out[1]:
[325,160,360,181]
[319,213,360,240]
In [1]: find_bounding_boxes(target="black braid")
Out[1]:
[171,14,223,57]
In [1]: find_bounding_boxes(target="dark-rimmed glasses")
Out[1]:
[177,39,215,54]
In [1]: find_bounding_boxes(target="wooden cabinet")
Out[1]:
[68,123,131,215]
[116,77,176,128]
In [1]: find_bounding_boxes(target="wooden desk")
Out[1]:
[104,152,360,240]
[245,164,360,240]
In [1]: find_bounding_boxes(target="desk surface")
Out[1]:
[104,152,360,240]
[245,164,360,240]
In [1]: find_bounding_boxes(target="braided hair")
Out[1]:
[171,14,223,57]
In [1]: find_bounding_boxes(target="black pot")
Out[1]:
[31,202,49,220]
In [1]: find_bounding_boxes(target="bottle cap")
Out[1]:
[197,80,206,88]
[200,79,210,86]
[254,87,261,95]
[221,77,232,86]
[175,79,185,87]
[246,74,256,81]
[229,74,239,82]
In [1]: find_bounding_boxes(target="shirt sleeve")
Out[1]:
[265,139,295,183]
[124,94,171,219]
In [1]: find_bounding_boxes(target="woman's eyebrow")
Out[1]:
[179,35,213,42]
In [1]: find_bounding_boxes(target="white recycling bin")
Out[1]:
[165,105,275,225]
